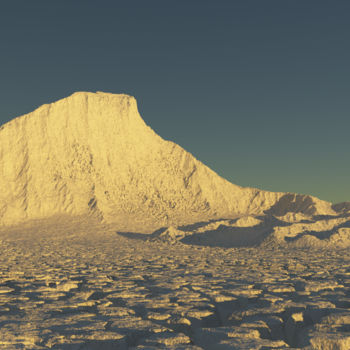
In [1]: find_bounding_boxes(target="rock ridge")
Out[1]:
[0,92,336,232]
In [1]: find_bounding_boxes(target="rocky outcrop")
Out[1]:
[0,92,336,231]
[332,202,350,214]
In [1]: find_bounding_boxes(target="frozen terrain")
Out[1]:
[0,217,349,349]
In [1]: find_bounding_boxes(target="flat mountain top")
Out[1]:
[0,92,348,247]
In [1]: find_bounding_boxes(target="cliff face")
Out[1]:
[0,92,334,231]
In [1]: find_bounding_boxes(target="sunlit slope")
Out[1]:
[0,92,335,231]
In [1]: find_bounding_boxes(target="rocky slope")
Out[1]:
[0,92,338,231]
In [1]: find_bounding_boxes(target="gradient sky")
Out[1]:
[1,1,349,203]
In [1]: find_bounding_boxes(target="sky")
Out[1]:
[1,0,349,203]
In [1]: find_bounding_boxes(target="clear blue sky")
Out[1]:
[1,0,349,203]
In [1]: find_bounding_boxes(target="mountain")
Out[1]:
[0,92,337,232]
[332,202,350,214]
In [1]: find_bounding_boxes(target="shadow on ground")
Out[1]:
[180,225,272,248]
[116,232,149,241]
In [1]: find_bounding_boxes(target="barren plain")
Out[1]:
[0,217,349,349]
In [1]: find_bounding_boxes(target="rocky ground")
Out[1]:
[0,219,349,349]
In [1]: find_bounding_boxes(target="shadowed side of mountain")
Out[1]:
[0,92,336,232]
[332,202,350,214]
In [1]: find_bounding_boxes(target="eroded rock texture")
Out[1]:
[0,92,338,232]
[0,219,349,349]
